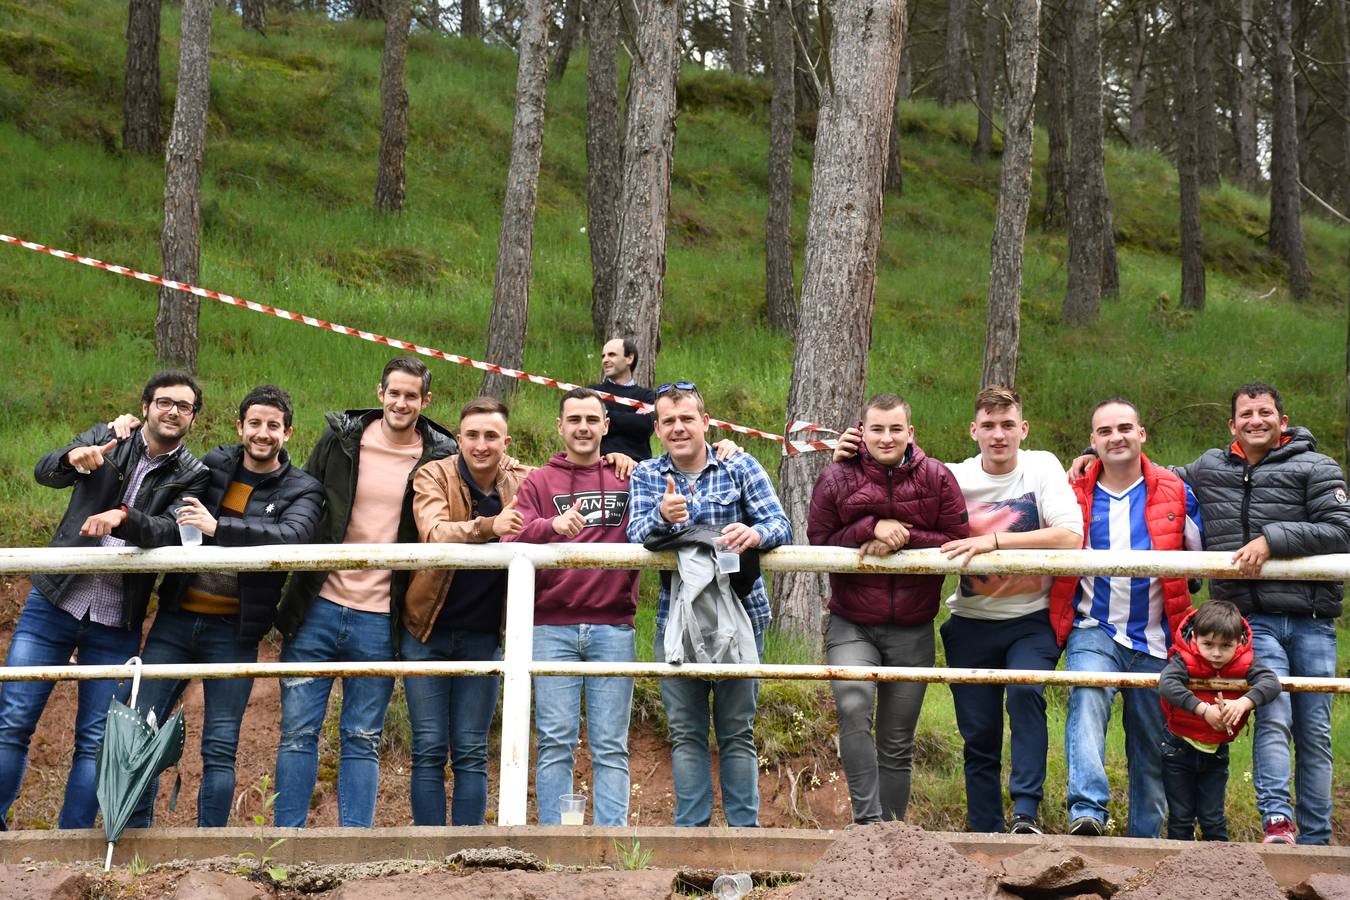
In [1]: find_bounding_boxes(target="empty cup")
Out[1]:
[177,496,202,546]
[558,793,586,825]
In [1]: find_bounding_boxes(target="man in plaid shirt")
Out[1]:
[627,382,791,827]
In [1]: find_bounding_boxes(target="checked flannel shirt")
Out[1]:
[627,444,793,633]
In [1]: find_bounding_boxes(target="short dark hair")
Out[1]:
[862,392,912,423]
[460,396,510,423]
[142,371,202,414]
[1231,381,1283,419]
[381,356,432,396]
[559,387,607,416]
[1090,397,1142,426]
[611,337,639,372]
[238,384,294,427]
[1191,600,1245,642]
[654,383,705,415]
[974,385,1020,417]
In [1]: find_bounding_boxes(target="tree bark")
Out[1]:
[1041,0,1068,228]
[605,0,682,387]
[374,0,411,212]
[462,0,483,36]
[766,0,797,333]
[1268,0,1312,299]
[793,0,821,110]
[1336,0,1350,217]
[353,0,384,18]
[982,0,1039,388]
[1175,0,1205,311]
[776,0,905,643]
[550,0,584,81]
[1127,0,1148,147]
[241,0,266,32]
[123,0,163,155]
[730,0,749,73]
[884,0,911,193]
[942,0,969,105]
[481,0,551,399]
[973,0,1001,160]
[1230,0,1259,191]
[587,0,623,340]
[1192,0,1219,185]
[156,0,212,372]
[1061,0,1104,325]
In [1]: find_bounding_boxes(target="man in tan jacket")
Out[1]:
[401,397,532,825]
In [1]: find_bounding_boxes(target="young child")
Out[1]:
[1157,601,1282,841]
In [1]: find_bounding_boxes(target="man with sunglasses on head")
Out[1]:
[627,381,792,827]
[0,371,209,831]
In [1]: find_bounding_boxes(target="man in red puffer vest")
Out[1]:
[808,392,969,825]
[1158,601,1281,841]
[1048,398,1203,839]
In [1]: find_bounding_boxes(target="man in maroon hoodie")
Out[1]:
[503,388,639,826]
[807,393,969,825]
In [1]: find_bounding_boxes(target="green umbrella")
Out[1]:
[95,657,185,870]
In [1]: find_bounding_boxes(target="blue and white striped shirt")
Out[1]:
[1072,477,1203,657]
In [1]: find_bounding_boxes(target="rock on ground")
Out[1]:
[325,867,679,899]
[1290,874,1350,900]
[1114,844,1284,900]
[171,870,271,900]
[996,844,1142,897]
[0,865,83,900]
[790,821,1016,900]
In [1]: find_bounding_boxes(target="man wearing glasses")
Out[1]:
[627,382,792,827]
[0,371,209,830]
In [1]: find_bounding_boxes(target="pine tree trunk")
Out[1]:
[1176,0,1205,311]
[155,0,212,372]
[481,0,551,399]
[897,0,912,99]
[973,0,1001,160]
[982,0,1039,388]
[605,0,681,387]
[1230,0,1259,191]
[374,0,411,212]
[942,0,969,105]
[354,0,384,18]
[462,0,483,36]
[1061,0,1103,325]
[550,0,583,81]
[793,0,821,110]
[1192,0,1219,185]
[242,0,266,32]
[766,0,797,333]
[885,1,911,193]
[776,0,905,644]
[1127,1,1147,147]
[1268,0,1312,299]
[587,0,623,340]
[1336,0,1350,217]
[730,0,748,73]
[123,0,163,155]
[1041,0,1068,229]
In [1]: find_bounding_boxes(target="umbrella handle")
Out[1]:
[126,656,143,710]
[105,842,114,871]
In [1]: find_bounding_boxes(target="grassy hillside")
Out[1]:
[1,0,1349,838]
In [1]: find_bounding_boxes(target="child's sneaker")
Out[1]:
[1261,815,1297,845]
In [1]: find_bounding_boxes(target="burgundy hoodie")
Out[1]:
[502,453,639,626]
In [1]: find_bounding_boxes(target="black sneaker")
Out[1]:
[1009,814,1043,835]
[1068,816,1105,837]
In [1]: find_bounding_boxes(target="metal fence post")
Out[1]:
[496,554,536,826]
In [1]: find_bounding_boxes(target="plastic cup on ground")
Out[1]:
[559,793,586,825]
[177,496,203,546]
[713,873,753,899]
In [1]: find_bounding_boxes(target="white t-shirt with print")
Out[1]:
[945,449,1082,621]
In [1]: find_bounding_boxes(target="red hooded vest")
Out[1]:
[1160,607,1256,744]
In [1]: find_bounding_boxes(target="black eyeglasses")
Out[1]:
[152,397,197,415]
[656,381,698,396]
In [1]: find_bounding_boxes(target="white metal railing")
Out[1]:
[4,543,1350,825]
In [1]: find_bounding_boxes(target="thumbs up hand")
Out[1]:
[493,496,525,536]
[68,438,120,475]
[552,503,586,538]
[660,476,688,524]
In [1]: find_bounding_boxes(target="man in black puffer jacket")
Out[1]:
[128,384,324,828]
[1172,382,1350,846]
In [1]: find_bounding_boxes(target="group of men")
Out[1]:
[0,340,1345,843]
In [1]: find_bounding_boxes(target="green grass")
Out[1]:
[1,0,1349,838]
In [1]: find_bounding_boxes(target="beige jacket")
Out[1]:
[402,453,535,643]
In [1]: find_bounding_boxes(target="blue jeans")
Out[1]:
[939,610,1061,832]
[1161,732,1229,841]
[533,624,635,826]
[1063,625,1167,838]
[274,597,395,828]
[400,627,501,826]
[1248,612,1334,845]
[128,609,258,828]
[0,587,139,829]
[656,621,764,827]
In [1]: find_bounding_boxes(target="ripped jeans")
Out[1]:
[274,597,395,827]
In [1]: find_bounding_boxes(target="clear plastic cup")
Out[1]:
[715,538,740,575]
[713,873,753,899]
[177,496,202,546]
[559,793,586,825]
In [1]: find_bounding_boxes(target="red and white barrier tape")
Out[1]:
[1,232,838,454]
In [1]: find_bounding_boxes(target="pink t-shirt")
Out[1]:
[321,419,423,614]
